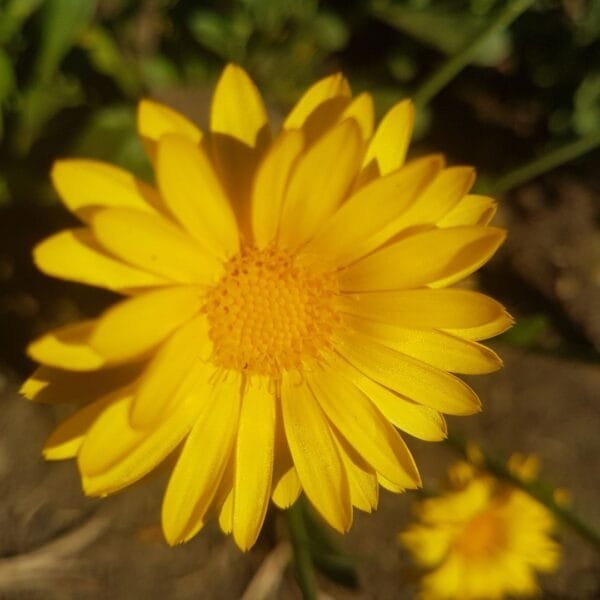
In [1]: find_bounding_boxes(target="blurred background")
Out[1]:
[0,0,599,598]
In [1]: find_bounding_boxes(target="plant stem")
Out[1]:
[445,434,600,553]
[482,130,600,194]
[412,0,536,107]
[287,500,318,600]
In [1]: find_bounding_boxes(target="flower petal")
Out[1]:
[156,134,239,259]
[334,435,378,512]
[361,99,414,176]
[21,364,141,403]
[130,316,213,429]
[233,378,276,550]
[251,129,305,248]
[339,226,506,292]
[335,333,481,416]
[341,93,375,141]
[271,407,302,509]
[137,98,202,163]
[28,321,105,371]
[339,289,507,330]
[79,383,203,495]
[281,375,352,533]
[304,155,443,266]
[309,367,421,489]
[278,120,363,249]
[346,315,503,374]
[51,159,159,222]
[445,312,514,341]
[438,194,497,227]
[211,63,270,148]
[329,353,448,441]
[284,73,351,130]
[43,388,127,460]
[390,166,475,230]
[91,207,222,284]
[34,228,168,292]
[89,287,203,364]
[161,372,242,545]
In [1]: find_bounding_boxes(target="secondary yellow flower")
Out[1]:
[22,64,511,551]
[400,457,560,599]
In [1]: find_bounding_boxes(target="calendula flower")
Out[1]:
[400,456,560,599]
[22,64,511,551]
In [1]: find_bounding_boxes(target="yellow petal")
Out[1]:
[341,93,374,140]
[445,311,514,341]
[304,155,443,266]
[233,378,276,550]
[438,194,497,227]
[390,166,475,230]
[272,405,302,509]
[156,134,239,259]
[91,207,221,284]
[301,96,351,145]
[79,386,202,496]
[251,129,305,248]
[362,99,414,176]
[137,98,202,163]
[281,375,352,533]
[211,63,270,148]
[335,436,378,512]
[34,228,168,292]
[309,367,420,489]
[218,488,234,535]
[161,372,242,545]
[272,467,302,509]
[130,316,213,429]
[43,388,127,460]
[329,354,447,441]
[339,289,507,329]
[339,226,506,291]
[89,287,203,364]
[209,66,269,229]
[278,120,363,249]
[284,73,351,130]
[28,320,105,371]
[346,315,502,374]
[21,363,141,403]
[51,159,159,222]
[335,333,481,416]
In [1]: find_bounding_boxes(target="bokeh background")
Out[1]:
[0,0,599,598]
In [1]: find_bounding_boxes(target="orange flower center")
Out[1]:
[204,246,341,377]
[454,510,507,559]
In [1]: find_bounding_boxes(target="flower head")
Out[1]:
[23,64,511,551]
[400,456,560,599]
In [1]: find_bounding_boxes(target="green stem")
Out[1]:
[412,0,535,107]
[445,434,600,553]
[286,500,318,600]
[482,130,600,194]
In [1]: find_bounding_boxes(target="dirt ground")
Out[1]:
[1,343,599,600]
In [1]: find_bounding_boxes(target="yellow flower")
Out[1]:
[400,458,560,599]
[22,64,511,551]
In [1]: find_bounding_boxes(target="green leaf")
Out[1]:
[573,71,600,137]
[77,25,141,96]
[0,0,44,44]
[73,105,151,178]
[0,48,15,103]
[34,0,96,83]
[371,2,511,66]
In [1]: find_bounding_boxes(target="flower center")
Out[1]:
[454,510,507,560]
[204,246,341,377]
